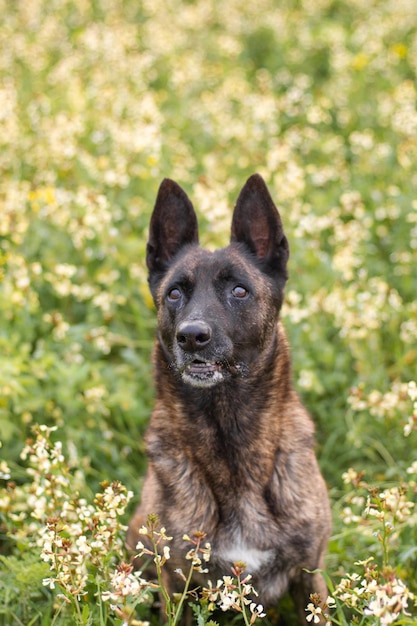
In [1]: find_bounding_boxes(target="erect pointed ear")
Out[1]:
[231,174,289,276]
[146,179,199,275]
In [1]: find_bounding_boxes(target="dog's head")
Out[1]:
[146,174,290,388]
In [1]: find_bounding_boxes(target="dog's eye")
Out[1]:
[232,285,248,299]
[167,287,182,301]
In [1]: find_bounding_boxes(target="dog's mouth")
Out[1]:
[188,359,222,375]
[180,359,240,388]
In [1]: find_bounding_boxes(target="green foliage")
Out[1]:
[1,0,417,623]
[0,553,53,625]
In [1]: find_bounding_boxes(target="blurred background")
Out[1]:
[0,0,416,622]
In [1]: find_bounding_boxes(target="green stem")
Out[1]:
[73,595,84,625]
[171,551,197,626]
[381,512,389,568]
[153,541,173,622]
[10,613,25,626]
[96,577,107,626]
[236,575,251,626]
[50,599,67,626]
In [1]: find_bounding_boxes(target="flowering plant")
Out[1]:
[0,426,268,625]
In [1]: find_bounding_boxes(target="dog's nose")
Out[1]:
[176,320,212,352]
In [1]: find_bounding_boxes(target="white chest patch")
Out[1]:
[217,542,275,574]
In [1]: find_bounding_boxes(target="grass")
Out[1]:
[0,0,417,624]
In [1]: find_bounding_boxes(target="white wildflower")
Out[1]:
[305,603,323,623]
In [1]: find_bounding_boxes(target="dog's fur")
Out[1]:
[127,174,331,623]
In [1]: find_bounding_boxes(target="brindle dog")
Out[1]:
[127,174,331,624]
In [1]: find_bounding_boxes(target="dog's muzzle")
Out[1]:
[174,320,239,388]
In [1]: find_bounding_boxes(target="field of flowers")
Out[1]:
[1,0,416,624]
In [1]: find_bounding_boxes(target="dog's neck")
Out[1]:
[153,321,294,443]
[145,319,316,524]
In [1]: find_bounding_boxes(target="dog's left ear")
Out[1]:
[231,174,289,276]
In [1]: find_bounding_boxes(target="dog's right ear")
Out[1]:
[146,179,199,275]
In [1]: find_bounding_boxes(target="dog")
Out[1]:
[127,174,331,624]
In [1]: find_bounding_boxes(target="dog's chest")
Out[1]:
[216,538,275,573]
[211,525,291,604]
[211,494,279,573]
